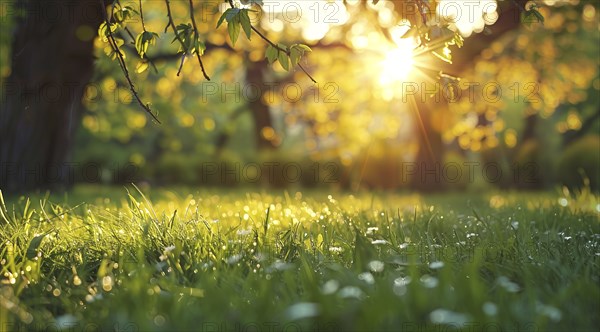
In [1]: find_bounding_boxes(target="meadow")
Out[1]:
[1,185,599,331]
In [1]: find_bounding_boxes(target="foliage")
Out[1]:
[443,2,599,188]
[94,0,543,120]
[558,135,600,191]
[1,187,599,331]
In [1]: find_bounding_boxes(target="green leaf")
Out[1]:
[278,51,290,71]
[240,9,252,39]
[295,44,312,53]
[531,8,545,24]
[228,15,241,45]
[521,8,544,26]
[98,22,118,42]
[226,8,241,21]
[288,44,312,67]
[26,234,47,260]
[216,10,228,28]
[104,38,125,60]
[432,46,452,64]
[265,45,278,63]
[114,5,136,23]
[290,47,301,67]
[135,32,145,56]
[136,61,149,74]
[453,33,464,48]
[135,31,158,58]
[193,39,206,55]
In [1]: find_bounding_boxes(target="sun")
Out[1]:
[378,41,415,86]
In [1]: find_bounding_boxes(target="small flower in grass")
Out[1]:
[511,221,519,230]
[236,228,252,236]
[368,260,384,273]
[371,239,387,245]
[226,254,242,265]
[159,245,176,261]
[366,227,379,235]
[496,276,520,293]
[429,261,444,270]
[329,246,343,253]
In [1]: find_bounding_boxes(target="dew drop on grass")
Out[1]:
[102,276,113,292]
[536,303,562,322]
[339,286,364,299]
[394,276,412,287]
[429,309,470,325]
[393,276,411,296]
[496,276,520,293]
[358,272,375,285]
[322,280,340,295]
[420,275,439,288]
[483,302,498,316]
[154,315,166,326]
[284,302,321,321]
[73,276,82,286]
[55,314,77,327]
[227,254,242,265]
[368,260,384,272]
[393,284,408,296]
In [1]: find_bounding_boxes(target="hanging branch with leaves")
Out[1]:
[219,0,316,83]
[96,0,545,122]
[98,0,161,123]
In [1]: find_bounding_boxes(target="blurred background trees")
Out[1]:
[1,1,598,193]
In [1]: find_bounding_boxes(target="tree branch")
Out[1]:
[188,0,211,80]
[226,0,317,83]
[99,0,161,123]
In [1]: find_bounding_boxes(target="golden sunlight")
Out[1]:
[378,39,416,87]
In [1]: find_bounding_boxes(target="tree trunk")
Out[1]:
[0,0,102,194]
[406,0,527,192]
[410,97,445,192]
[244,58,276,151]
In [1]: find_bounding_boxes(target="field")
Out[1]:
[1,186,599,331]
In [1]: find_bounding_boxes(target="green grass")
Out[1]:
[1,186,599,331]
